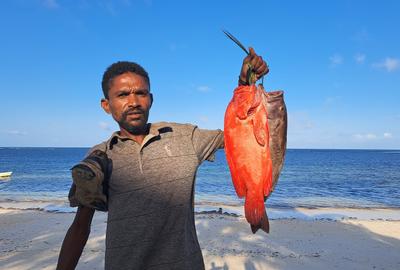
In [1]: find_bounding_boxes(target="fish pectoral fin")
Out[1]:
[251,109,268,146]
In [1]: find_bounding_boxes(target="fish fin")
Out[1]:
[250,211,270,234]
[251,85,262,109]
[261,211,270,233]
[251,224,259,234]
[251,105,268,146]
[244,193,267,232]
[252,86,268,146]
[263,160,273,197]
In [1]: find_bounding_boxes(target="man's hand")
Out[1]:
[239,47,269,85]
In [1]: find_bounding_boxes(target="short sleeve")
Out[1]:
[191,127,224,163]
[68,142,109,210]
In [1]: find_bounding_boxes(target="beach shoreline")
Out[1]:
[2,200,400,221]
[1,208,399,270]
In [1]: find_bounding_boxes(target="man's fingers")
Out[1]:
[250,53,269,76]
[256,62,269,78]
[255,62,266,74]
[240,47,269,82]
[249,47,255,56]
[243,54,252,65]
[249,54,264,72]
[243,47,255,65]
[253,56,263,70]
[258,58,268,72]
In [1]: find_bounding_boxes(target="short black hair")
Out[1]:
[101,61,150,99]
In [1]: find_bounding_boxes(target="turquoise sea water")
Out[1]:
[0,147,399,212]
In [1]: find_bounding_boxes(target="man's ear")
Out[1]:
[150,93,153,108]
[101,98,111,114]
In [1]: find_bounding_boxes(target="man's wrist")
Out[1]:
[238,76,249,86]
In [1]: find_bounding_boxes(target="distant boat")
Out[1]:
[0,171,12,178]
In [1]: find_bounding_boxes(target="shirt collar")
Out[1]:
[107,123,161,149]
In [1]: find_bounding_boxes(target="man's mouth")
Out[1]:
[127,112,142,116]
[124,111,143,122]
[123,109,143,118]
[127,112,141,117]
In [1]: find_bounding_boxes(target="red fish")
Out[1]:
[224,84,273,234]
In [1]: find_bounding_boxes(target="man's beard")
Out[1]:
[118,108,148,135]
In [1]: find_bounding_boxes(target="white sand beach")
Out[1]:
[1,207,399,270]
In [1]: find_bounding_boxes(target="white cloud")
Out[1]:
[5,130,27,136]
[353,133,393,141]
[354,53,366,64]
[329,54,343,66]
[373,57,399,72]
[99,122,111,131]
[383,132,393,139]
[42,0,59,9]
[197,86,211,92]
[353,133,377,140]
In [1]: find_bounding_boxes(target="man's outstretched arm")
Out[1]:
[56,206,95,270]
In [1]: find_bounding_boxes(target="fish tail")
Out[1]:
[250,212,270,234]
[244,195,270,234]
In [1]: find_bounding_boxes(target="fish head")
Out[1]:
[232,85,262,120]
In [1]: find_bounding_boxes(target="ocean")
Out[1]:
[0,147,399,214]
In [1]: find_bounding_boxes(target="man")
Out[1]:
[57,48,268,270]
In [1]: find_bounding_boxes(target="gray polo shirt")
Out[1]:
[72,122,224,270]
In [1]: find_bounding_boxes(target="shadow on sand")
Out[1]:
[196,206,400,270]
[0,207,399,270]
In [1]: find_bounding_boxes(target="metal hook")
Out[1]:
[222,30,249,55]
[223,30,265,85]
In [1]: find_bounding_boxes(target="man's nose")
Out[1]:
[127,93,139,106]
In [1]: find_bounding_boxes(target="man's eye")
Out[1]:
[137,91,148,96]
[118,92,129,97]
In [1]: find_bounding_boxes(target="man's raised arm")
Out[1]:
[219,46,269,150]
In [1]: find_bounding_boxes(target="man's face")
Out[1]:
[101,72,153,134]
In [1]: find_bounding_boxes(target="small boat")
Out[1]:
[0,171,12,178]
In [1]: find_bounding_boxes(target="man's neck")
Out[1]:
[119,125,149,145]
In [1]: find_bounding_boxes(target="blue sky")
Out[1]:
[0,0,399,149]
